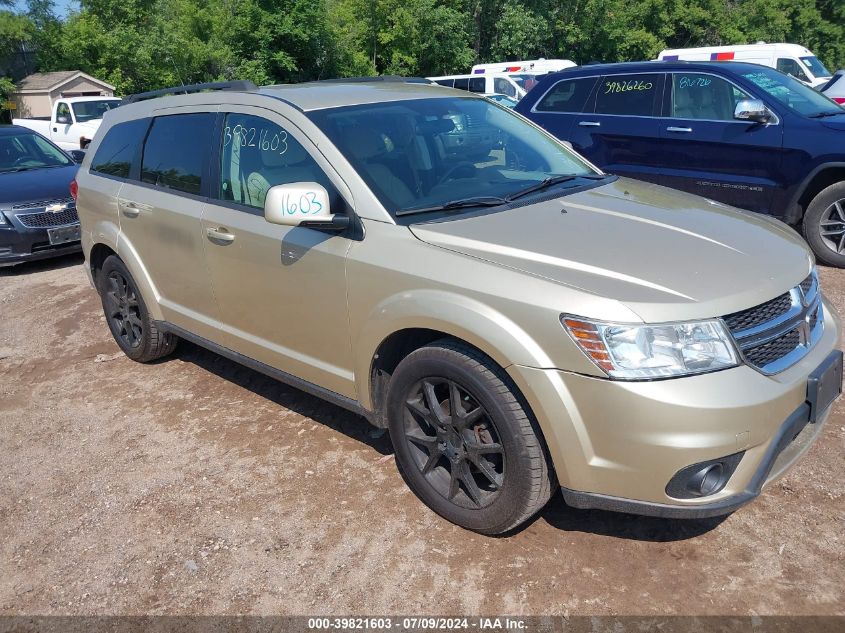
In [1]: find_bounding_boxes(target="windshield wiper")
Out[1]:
[505,173,606,202]
[396,196,508,216]
[0,166,36,174]
[808,111,842,118]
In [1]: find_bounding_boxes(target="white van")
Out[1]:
[427,73,541,99]
[471,58,577,75]
[657,43,832,87]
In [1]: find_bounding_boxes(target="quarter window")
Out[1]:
[91,119,150,179]
[218,113,333,210]
[535,77,598,112]
[140,113,215,195]
[594,74,661,116]
[670,73,751,120]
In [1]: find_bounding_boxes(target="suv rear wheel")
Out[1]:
[98,255,178,362]
[386,339,553,534]
[803,182,845,268]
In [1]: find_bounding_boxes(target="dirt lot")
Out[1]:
[0,253,843,617]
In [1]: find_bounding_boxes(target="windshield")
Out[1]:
[71,99,120,123]
[309,97,598,217]
[739,67,842,117]
[800,56,831,78]
[0,131,73,173]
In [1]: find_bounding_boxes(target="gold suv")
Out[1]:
[75,79,842,534]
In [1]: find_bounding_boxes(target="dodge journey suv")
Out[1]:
[75,79,842,534]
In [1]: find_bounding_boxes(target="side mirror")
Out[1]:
[56,115,70,125]
[734,99,772,123]
[68,149,85,163]
[264,182,348,230]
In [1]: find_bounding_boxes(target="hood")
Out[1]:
[75,120,102,134]
[409,178,813,323]
[0,165,78,207]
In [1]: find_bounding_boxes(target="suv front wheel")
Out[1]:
[386,340,553,534]
[803,182,845,268]
[98,255,178,362]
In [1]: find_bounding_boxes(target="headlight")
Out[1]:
[561,315,739,380]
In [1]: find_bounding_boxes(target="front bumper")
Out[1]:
[506,296,841,517]
[0,210,81,266]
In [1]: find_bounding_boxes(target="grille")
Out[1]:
[723,293,792,333]
[15,206,78,228]
[743,329,801,368]
[11,197,74,210]
[800,273,814,295]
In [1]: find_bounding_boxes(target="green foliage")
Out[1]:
[8,0,845,93]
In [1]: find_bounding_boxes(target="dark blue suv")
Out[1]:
[516,61,845,267]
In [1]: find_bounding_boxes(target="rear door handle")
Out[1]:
[206,227,235,244]
[666,126,693,133]
[578,121,601,127]
[118,200,149,217]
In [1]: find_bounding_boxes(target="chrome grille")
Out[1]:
[724,271,822,375]
[11,197,74,210]
[15,206,78,228]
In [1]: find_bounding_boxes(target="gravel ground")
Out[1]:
[0,253,843,617]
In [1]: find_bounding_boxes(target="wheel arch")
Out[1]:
[94,234,165,322]
[787,162,845,224]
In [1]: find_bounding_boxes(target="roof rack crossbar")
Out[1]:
[122,80,258,105]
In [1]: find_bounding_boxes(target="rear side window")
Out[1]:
[454,77,470,91]
[91,119,150,179]
[434,79,453,87]
[141,113,215,195]
[468,77,485,93]
[535,77,598,112]
[594,74,662,116]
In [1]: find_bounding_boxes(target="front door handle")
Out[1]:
[578,121,601,127]
[666,126,693,133]
[206,227,235,244]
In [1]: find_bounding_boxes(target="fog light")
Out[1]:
[665,452,744,500]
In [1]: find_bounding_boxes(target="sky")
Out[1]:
[11,0,79,19]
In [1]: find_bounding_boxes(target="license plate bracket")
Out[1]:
[47,223,81,246]
[808,350,843,423]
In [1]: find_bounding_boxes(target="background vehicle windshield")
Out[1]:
[309,97,597,216]
[71,100,120,122]
[740,67,841,116]
[0,131,73,172]
[800,56,831,78]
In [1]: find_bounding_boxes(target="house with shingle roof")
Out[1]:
[10,71,115,118]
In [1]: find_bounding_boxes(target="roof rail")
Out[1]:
[121,80,258,105]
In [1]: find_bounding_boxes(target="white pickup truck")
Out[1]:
[13,96,121,151]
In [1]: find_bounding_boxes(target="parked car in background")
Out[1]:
[821,70,845,104]
[0,126,81,265]
[471,58,576,75]
[75,79,840,534]
[483,93,518,108]
[517,61,845,267]
[429,73,539,99]
[13,96,121,150]
[658,43,832,88]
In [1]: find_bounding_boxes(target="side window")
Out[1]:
[434,79,453,87]
[671,73,751,120]
[56,102,71,121]
[453,77,470,91]
[91,118,150,179]
[141,113,215,195]
[219,113,335,211]
[595,74,662,116]
[494,77,517,97]
[776,58,809,82]
[535,77,598,112]
[468,77,485,93]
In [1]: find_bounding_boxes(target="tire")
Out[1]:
[97,255,177,363]
[802,182,845,268]
[386,339,553,534]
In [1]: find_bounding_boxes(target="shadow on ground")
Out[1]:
[0,252,85,277]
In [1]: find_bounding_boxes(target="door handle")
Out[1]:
[206,227,235,243]
[578,121,601,127]
[666,126,693,133]
[118,200,148,217]
[53,127,58,132]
